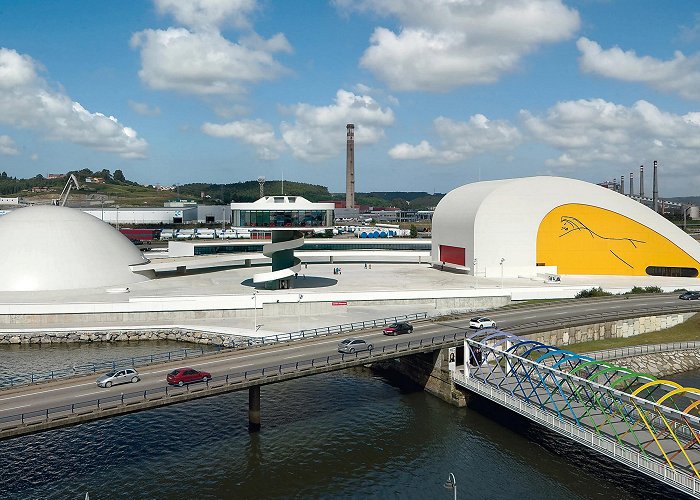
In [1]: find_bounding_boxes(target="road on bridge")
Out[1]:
[0,293,695,430]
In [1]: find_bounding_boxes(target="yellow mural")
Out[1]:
[536,204,700,276]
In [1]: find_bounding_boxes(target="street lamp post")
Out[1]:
[500,257,505,289]
[443,473,456,500]
[115,205,120,230]
[298,294,303,332]
[684,204,692,232]
[252,291,258,332]
[473,258,478,289]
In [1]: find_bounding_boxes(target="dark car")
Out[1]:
[167,368,211,386]
[383,322,414,335]
[679,291,700,300]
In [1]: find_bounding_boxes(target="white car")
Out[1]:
[470,317,496,329]
[96,368,140,388]
[338,338,373,354]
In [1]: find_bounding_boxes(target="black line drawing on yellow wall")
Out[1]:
[559,215,646,269]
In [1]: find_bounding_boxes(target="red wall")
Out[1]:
[439,245,465,266]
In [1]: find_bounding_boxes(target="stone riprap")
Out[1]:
[0,328,231,346]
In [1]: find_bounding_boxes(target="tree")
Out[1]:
[113,169,126,182]
[410,224,417,238]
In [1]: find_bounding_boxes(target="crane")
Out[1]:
[53,174,80,206]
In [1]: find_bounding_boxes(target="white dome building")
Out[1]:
[431,176,700,278]
[0,205,151,291]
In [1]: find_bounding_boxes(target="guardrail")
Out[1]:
[0,331,466,436]
[583,341,700,361]
[0,312,430,389]
[503,303,699,334]
[1,346,219,388]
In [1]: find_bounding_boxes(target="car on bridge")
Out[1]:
[167,368,212,386]
[96,368,140,388]
[470,317,497,329]
[383,322,413,335]
[338,338,373,354]
[679,291,700,300]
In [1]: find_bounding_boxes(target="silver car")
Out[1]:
[96,368,140,388]
[338,338,373,354]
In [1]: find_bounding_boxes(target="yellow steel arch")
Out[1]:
[631,379,683,401]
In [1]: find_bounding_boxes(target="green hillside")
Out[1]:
[0,170,442,209]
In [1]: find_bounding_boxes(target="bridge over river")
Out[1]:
[455,331,700,497]
[2,294,700,496]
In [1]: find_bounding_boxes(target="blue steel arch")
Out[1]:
[551,353,594,370]
[505,340,549,356]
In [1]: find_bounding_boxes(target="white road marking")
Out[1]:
[1,403,30,412]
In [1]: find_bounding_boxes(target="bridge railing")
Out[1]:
[247,311,429,345]
[505,303,698,334]
[0,312,430,389]
[455,373,700,497]
[0,330,465,433]
[583,341,700,361]
[455,337,700,494]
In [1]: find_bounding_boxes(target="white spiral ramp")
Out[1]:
[253,231,304,284]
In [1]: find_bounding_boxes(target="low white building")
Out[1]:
[82,206,197,225]
[0,197,24,205]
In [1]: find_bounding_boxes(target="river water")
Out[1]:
[0,341,689,499]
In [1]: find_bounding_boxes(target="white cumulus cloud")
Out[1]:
[280,89,395,161]
[202,119,285,160]
[132,0,291,99]
[0,48,147,158]
[577,37,700,101]
[155,0,257,30]
[389,114,521,163]
[521,98,700,173]
[0,135,19,156]
[203,89,395,162]
[336,0,580,91]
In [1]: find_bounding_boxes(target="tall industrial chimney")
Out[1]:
[346,124,355,209]
[620,175,624,195]
[629,172,634,196]
[653,160,659,212]
[639,165,644,197]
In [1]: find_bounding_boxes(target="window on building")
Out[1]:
[646,266,698,278]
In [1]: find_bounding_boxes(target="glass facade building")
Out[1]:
[233,209,332,228]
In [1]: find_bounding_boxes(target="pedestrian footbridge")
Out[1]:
[453,331,700,497]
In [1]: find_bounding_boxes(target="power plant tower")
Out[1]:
[653,160,659,212]
[639,165,644,197]
[346,124,355,209]
[629,172,634,196]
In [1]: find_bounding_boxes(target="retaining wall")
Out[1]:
[524,313,695,348]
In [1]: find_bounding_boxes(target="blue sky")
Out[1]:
[1,0,700,196]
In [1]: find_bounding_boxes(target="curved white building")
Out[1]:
[0,205,151,291]
[431,176,700,278]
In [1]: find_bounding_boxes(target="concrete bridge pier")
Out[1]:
[376,347,468,407]
[249,386,261,432]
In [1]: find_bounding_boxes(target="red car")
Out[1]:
[167,368,211,386]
